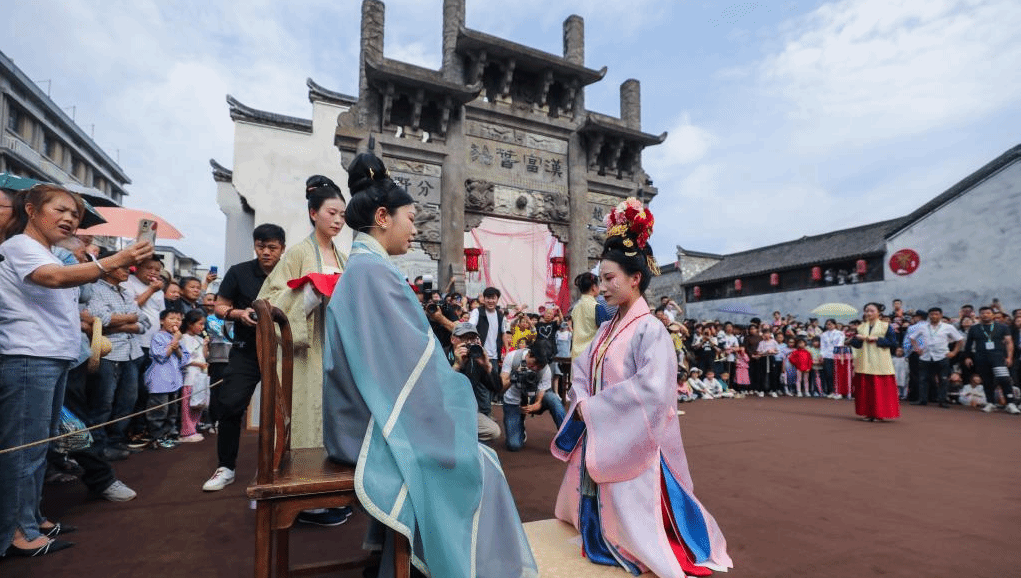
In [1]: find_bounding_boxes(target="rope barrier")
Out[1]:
[0,378,225,456]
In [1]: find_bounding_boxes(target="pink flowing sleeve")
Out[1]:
[579,323,677,484]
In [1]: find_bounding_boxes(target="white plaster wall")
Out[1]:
[883,160,1021,312]
[216,179,254,269]
[685,282,887,322]
[229,101,353,265]
[685,159,1021,321]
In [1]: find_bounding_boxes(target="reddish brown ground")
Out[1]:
[4,398,1018,578]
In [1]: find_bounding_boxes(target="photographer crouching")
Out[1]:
[448,322,501,443]
[499,340,565,451]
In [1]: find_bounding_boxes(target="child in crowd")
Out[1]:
[780,337,798,395]
[702,370,724,399]
[179,309,209,443]
[677,370,696,402]
[687,368,710,399]
[145,310,190,449]
[734,347,751,393]
[892,347,910,400]
[716,372,736,398]
[788,338,813,397]
[515,338,529,351]
[959,374,988,408]
[809,337,824,397]
[511,314,536,347]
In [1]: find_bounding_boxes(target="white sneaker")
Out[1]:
[796,392,804,398]
[1006,403,1020,415]
[770,392,779,398]
[179,433,205,443]
[101,479,137,502]
[981,403,995,413]
[757,392,764,397]
[202,467,236,491]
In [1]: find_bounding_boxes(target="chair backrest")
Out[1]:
[254,299,294,484]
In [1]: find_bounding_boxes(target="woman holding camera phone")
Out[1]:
[321,151,536,578]
[550,198,732,577]
[1,184,152,558]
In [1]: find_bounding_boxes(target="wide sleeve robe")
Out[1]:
[258,236,345,449]
[551,299,732,577]
[322,233,537,578]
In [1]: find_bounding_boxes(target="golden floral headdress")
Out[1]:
[604,197,660,276]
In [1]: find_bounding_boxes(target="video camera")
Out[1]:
[510,367,541,406]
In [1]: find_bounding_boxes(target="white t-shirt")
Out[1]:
[468,307,506,359]
[0,234,81,360]
[500,348,552,405]
[122,274,165,348]
[820,329,845,359]
[721,334,740,362]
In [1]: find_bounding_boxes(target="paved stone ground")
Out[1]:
[4,398,1018,578]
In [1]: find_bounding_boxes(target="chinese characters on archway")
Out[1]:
[468,140,565,183]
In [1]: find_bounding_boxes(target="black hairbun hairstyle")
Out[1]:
[344,150,415,233]
[304,175,344,224]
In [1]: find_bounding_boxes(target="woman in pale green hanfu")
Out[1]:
[258,175,347,449]
[322,152,537,578]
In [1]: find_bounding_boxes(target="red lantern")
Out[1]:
[856,259,867,275]
[811,266,822,281]
[550,256,567,279]
[464,247,482,273]
[734,278,742,292]
[770,272,780,286]
[693,286,701,300]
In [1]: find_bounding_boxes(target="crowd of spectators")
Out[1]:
[659,298,1021,416]
[3,181,1017,561]
[0,184,235,557]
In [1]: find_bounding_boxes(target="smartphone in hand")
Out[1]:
[136,218,157,245]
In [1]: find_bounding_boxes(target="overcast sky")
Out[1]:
[4,0,1020,268]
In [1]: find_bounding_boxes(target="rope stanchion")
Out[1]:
[0,378,225,456]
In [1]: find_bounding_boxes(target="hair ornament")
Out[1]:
[604,197,655,250]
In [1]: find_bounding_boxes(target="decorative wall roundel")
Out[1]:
[889,249,920,276]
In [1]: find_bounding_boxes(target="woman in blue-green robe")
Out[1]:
[322,152,537,578]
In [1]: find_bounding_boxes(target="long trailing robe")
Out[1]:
[322,233,537,578]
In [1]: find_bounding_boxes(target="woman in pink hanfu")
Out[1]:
[550,198,733,577]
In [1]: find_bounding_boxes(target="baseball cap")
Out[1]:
[452,322,479,337]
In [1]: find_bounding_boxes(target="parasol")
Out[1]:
[811,303,858,318]
[79,207,183,239]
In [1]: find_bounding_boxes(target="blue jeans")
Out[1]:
[89,356,142,446]
[503,390,566,452]
[0,355,71,549]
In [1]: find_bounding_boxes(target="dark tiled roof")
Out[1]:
[885,143,1021,239]
[306,78,357,106]
[226,95,313,133]
[455,27,607,85]
[684,217,909,285]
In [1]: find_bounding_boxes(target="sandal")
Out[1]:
[5,539,75,557]
[41,522,77,538]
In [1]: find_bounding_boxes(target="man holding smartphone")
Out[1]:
[202,224,285,492]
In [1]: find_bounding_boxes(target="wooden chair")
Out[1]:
[245,299,410,578]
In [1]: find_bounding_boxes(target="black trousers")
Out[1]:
[213,348,261,471]
[63,362,117,493]
[975,358,1015,405]
[907,352,921,402]
[917,358,951,405]
[750,357,767,392]
[766,357,782,392]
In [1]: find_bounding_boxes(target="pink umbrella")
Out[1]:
[79,207,183,239]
